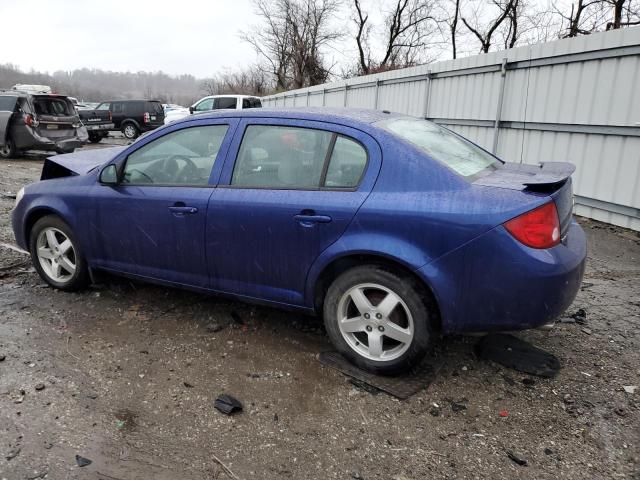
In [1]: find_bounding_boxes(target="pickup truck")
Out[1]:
[77,107,114,143]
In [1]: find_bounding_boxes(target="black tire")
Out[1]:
[88,133,102,143]
[0,136,16,159]
[323,265,434,375]
[122,123,139,139]
[29,215,89,291]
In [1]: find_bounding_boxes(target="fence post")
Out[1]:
[374,78,381,109]
[492,58,508,154]
[423,70,433,118]
[306,91,310,107]
[322,88,326,107]
[343,84,348,107]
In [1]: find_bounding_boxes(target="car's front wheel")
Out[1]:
[122,123,139,139]
[323,265,434,375]
[29,215,89,291]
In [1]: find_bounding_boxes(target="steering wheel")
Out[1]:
[166,155,199,184]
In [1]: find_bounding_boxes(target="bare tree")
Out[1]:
[462,0,516,53]
[350,0,440,74]
[605,0,640,28]
[450,0,461,58]
[242,0,342,90]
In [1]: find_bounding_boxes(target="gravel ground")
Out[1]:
[0,139,638,480]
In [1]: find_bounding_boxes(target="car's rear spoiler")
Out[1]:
[473,162,576,191]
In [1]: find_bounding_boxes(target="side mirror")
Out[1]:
[99,164,118,185]
[189,106,194,114]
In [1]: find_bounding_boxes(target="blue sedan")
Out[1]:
[11,108,586,374]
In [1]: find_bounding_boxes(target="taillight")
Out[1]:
[108,111,112,122]
[143,112,150,123]
[504,202,561,249]
[24,114,35,126]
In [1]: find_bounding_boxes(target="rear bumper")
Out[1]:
[418,220,586,333]
[13,125,88,151]
[85,123,114,131]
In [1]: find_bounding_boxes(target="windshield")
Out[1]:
[379,118,501,178]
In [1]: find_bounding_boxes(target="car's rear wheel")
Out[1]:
[0,136,16,159]
[122,123,139,139]
[29,216,89,291]
[323,265,434,375]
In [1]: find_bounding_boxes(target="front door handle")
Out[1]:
[169,205,198,215]
[294,213,332,226]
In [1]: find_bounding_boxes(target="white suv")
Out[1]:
[164,95,262,124]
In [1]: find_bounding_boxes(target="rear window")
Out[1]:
[147,101,164,114]
[33,97,73,116]
[380,118,500,178]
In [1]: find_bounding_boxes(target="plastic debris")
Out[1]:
[214,394,243,415]
[499,410,509,418]
[75,455,92,467]
[506,450,528,466]
[475,334,561,378]
[623,386,637,394]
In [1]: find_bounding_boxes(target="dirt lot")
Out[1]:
[0,140,639,480]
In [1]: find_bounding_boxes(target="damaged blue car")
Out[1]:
[11,108,586,374]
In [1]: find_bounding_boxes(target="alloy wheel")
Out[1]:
[337,283,414,361]
[36,227,76,283]
[123,125,137,138]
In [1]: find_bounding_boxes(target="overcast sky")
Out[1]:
[0,0,265,78]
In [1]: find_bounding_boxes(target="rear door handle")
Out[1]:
[294,214,332,225]
[169,206,198,215]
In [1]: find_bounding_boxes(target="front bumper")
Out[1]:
[418,220,587,333]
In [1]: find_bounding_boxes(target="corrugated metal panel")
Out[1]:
[262,28,640,231]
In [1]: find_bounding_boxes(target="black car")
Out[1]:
[95,100,165,139]
[0,90,88,159]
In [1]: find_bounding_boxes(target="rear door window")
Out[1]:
[324,136,368,188]
[122,125,229,185]
[214,97,237,110]
[231,125,333,189]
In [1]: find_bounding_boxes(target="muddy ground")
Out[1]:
[0,138,638,480]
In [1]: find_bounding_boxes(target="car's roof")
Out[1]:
[201,94,261,100]
[189,107,405,128]
[105,99,162,103]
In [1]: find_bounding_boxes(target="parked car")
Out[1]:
[77,107,114,143]
[0,89,88,159]
[95,100,164,139]
[164,95,261,124]
[11,108,586,374]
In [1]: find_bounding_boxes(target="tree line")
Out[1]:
[2,0,637,102]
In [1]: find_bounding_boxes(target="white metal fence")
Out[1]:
[262,27,640,231]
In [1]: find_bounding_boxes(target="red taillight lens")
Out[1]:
[504,202,561,249]
[24,114,34,126]
[143,112,150,123]
[108,111,112,122]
